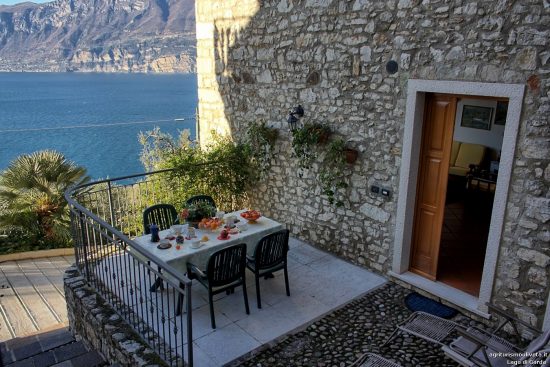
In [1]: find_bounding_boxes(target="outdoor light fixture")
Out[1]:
[287,113,299,131]
[291,105,304,118]
[287,104,304,131]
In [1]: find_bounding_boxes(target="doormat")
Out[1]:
[404,292,458,319]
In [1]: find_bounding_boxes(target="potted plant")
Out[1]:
[344,147,359,164]
[179,201,216,227]
[319,138,357,206]
[244,121,278,178]
[291,123,331,170]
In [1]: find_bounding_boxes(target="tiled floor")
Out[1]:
[1,242,386,366]
[0,256,75,341]
[187,238,387,366]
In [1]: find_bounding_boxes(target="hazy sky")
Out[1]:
[0,0,52,4]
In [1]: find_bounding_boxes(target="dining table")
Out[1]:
[132,209,284,280]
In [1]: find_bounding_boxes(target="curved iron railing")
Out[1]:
[65,168,195,366]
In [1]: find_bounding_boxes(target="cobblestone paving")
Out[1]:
[236,283,490,367]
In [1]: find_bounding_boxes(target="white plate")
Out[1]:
[191,242,205,249]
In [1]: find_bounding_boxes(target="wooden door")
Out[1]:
[410,94,457,280]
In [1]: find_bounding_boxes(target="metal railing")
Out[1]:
[65,169,195,366]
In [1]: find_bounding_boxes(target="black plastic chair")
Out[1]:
[142,204,178,292]
[185,195,216,209]
[186,243,250,329]
[143,204,179,234]
[246,229,290,309]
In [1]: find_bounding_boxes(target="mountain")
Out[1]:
[0,0,196,73]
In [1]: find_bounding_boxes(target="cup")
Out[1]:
[236,222,248,232]
[187,227,196,238]
[171,224,182,236]
[191,240,202,249]
[215,210,225,220]
[225,215,237,227]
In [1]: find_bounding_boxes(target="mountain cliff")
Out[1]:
[0,0,196,73]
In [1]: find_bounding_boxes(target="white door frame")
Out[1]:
[392,79,525,314]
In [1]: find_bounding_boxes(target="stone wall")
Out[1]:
[64,267,168,366]
[195,0,549,329]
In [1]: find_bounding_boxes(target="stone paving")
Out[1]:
[0,326,106,367]
[235,283,485,367]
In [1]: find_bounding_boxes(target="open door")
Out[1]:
[410,94,457,280]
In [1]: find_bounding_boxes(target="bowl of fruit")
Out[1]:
[240,210,261,223]
[198,218,222,231]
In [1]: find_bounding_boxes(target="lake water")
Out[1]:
[0,73,197,179]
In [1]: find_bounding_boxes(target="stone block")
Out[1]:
[517,248,550,267]
[359,203,390,223]
[527,267,547,287]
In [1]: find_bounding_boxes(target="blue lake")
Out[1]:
[0,72,197,179]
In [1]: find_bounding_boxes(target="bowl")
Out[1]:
[240,210,261,222]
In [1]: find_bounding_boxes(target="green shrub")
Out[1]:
[139,128,256,211]
[0,150,89,253]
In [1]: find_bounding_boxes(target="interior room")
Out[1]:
[438,98,508,296]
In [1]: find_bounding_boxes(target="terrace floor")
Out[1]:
[187,238,387,366]
[0,256,74,341]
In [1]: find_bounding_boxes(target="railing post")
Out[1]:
[79,211,90,278]
[69,208,80,267]
[186,283,193,367]
[107,181,116,228]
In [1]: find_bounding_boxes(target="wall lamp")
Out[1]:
[287,105,304,131]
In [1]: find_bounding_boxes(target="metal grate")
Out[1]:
[398,311,464,345]
[353,353,402,367]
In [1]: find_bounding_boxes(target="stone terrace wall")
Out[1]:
[195,0,549,328]
[64,267,168,366]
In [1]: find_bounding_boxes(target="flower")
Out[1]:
[179,209,190,220]
[180,202,215,222]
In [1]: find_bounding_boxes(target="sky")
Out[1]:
[0,0,51,4]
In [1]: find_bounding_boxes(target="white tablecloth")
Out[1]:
[132,210,284,276]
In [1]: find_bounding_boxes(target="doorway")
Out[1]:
[392,79,524,314]
[410,94,507,296]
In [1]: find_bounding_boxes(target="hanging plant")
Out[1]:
[319,138,358,207]
[244,121,278,178]
[291,123,331,170]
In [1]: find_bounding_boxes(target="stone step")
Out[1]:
[1,327,106,367]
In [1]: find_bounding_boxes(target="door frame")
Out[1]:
[392,79,525,315]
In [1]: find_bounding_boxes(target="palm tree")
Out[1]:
[0,150,89,244]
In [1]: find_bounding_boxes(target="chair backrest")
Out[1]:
[207,243,247,287]
[186,195,216,209]
[254,229,290,270]
[454,142,486,169]
[143,204,178,234]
